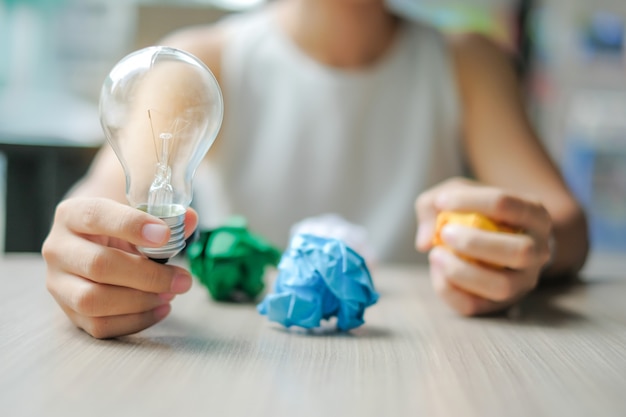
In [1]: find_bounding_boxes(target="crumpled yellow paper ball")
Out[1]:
[433,211,520,268]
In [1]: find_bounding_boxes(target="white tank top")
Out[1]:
[193,10,464,263]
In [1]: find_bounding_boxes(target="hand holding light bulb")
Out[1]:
[42,47,223,338]
[100,46,223,262]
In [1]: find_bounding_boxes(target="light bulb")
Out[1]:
[99,46,223,262]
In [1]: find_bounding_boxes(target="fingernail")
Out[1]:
[159,293,176,302]
[171,273,192,294]
[429,247,447,267]
[441,225,459,245]
[142,223,169,244]
[428,248,442,265]
[416,225,433,249]
[153,304,171,321]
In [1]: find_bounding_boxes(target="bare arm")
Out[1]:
[69,145,127,201]
[451,34,589,279]
[43,23,226,338]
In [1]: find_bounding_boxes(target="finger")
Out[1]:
[439,224,550,270]
[184,208,199,239]
[55,198,171,248]
[52,235,193,294]
[59,302,172,339]
[435,187,551,236]
[415,189,440,252]
[429,246,533,303]
[430,260,504,316]
[47,271,176,318]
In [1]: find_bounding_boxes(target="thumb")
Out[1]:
[184,208,199,239]
[415,190,439,252]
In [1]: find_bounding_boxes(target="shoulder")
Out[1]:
[158,9,276,84]
[399,18,447,49]
[158,10,269,84]
[159,24,232,81]
[158,23,228,83]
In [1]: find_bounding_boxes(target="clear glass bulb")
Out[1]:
[99,46,223,262]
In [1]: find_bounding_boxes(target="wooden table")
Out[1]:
[1,253,625,417]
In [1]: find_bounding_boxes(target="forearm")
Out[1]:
[542,205,589,280]
[66,178,125,203]
[64,145,128,203]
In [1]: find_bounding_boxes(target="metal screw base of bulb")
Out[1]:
[138,211,186,263]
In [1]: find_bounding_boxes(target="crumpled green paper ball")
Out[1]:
[187,216,282,301]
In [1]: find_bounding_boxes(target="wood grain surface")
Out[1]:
[1,253,625,417]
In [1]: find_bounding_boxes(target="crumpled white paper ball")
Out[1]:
[289,213,378,266]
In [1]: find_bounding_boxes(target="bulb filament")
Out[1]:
[147,135,173,216]
[147,109,185,217]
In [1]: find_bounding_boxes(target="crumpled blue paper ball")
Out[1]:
[257,233,379,331]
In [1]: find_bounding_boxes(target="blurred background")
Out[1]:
[0,0,624,262]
